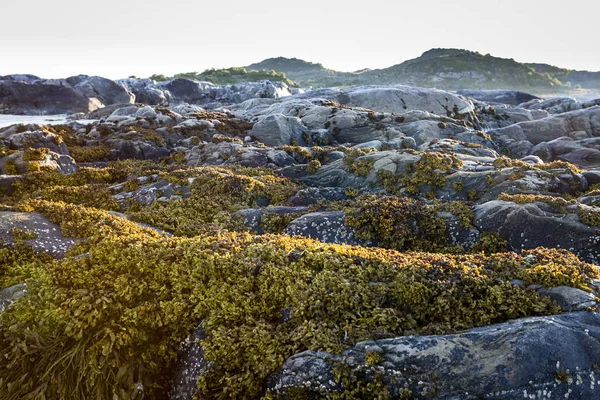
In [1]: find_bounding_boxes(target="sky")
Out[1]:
[1,0,598,79]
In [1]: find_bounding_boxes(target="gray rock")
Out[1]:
[519,97,582,114]
[168,326,209,400]
[537,286,597,311]
[250,114,308,146]
[0,284,27,313]
[0,80,102,115]
[489,106,600,147]
[283,211,372,246]
[474,201,600,263]
[0,211,77,257]
[267,312,600,400]
[67,75,135,105]
[235,209,263,233]
[456,89,540,106]
[338,86,475,117]
[288,187,348,206]
[159,79,215,104]
[0,150,76,175]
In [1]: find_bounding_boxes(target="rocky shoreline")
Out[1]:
[1,76,600,399]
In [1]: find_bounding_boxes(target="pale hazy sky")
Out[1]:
[1,0,598,79]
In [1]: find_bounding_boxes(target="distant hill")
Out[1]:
[525,63,600,90]
[246,57,361,87]
[244,49,600,94]
[148,67,299,87]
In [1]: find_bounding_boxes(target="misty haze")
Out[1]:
[1,1,600,399]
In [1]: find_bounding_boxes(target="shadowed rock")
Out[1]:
[0,80,102,114]
[267,312,600,399]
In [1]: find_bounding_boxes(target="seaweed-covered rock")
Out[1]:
[267,311,600,400]
[0,150,76,175]
[0,211,77,257]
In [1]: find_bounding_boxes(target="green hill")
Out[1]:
[244,49,599,94]
[246,57,361,87]
[149,67,299,87]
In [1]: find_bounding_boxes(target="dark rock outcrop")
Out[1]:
[267,311,600,399]
[0,80,102,114]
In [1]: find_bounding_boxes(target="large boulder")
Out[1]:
[267,311,600,400]
[250,114,308,146]
[158,79,215,104]
[474,200,600,263]
[118,78,169,105]
[0,80,102,115]
[67,75,135,105]
[338,86,475,116]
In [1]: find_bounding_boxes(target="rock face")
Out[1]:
[67,75,135,105]
[0,80,102,114]
[296,85,476,117]
[250,114,308,146]
[489,106,600,162]
[267,312,600,399]
[341,86,475,116]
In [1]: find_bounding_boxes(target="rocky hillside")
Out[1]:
[246,48,599,93]
[246,57,364,87]
[1,82,600,399]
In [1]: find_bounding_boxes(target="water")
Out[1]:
[0,115,97,129]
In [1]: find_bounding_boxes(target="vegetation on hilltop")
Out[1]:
[149,67,299,87]
[242,49,599,93]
